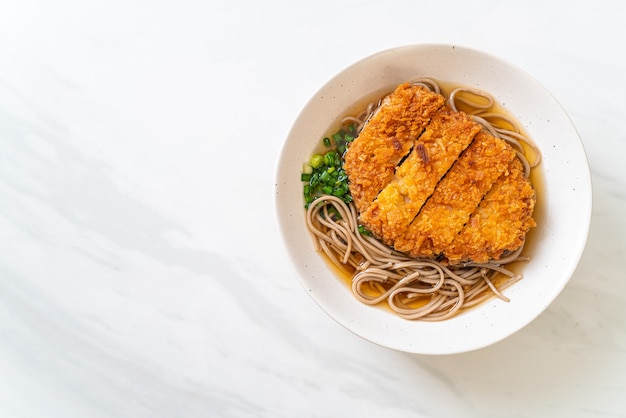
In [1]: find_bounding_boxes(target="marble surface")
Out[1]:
[1,1,625,417]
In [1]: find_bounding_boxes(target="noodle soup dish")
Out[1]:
[275,44,591,354]
[303,79,539,322]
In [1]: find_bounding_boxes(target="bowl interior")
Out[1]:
[275,44,591,354]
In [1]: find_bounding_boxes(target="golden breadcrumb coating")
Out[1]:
[359,106,480,245]
[396,131,517,258]
[343,83,444,213]
[442,158,536,264]
[344,83,537,264]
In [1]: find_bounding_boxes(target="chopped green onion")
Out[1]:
[323,151,335,166]
[309,172,320,187]
[358,225,372,236]
[302,126,357,208]
[310,154,324,168]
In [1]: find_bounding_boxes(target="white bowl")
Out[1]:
[275,44,591,355]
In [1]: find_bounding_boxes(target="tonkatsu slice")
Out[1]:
[343,83,444,213]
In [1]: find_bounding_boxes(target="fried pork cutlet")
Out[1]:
[344,83,537,265]
[442,158,537,264]
[394,131,517,258]
[343,83,444,214]
[358,106,481,245]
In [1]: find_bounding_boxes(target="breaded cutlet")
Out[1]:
[358,105,481,245]
[343,83,444,213]
[344,82,537,265]
[394,131,517,258]
[441,158,537,264]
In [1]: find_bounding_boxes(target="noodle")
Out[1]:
[306,195,528,320]
[306,78,539,321]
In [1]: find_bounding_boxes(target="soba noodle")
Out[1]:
[305,78,538,321]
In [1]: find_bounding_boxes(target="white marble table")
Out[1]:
[1,1,625,417]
